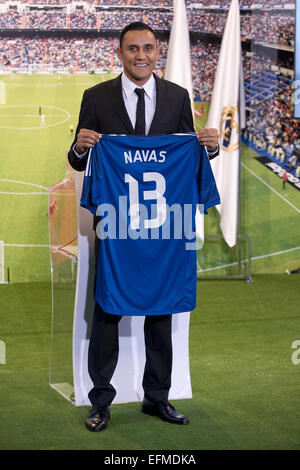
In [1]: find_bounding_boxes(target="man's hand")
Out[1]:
[197,128,219,152]
[75,129,101,154]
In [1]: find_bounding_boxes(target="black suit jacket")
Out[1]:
[68,73,195,172]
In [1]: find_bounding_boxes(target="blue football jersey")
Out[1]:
[81,134,220,316]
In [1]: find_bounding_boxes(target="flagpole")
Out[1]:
[237,63,242,274]
[237,15,252,281]
[237,27,242,246]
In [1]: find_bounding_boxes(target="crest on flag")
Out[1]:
[220,105,239,152]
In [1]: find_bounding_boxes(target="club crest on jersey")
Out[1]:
[220,105,239,152]
[124,149,166,164]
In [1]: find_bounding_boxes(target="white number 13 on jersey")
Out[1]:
[125,172,167,230]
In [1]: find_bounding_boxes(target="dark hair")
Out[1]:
[119,22,156,48]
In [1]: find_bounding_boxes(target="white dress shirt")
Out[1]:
[121,72,156,135]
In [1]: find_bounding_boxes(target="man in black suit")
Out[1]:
[68,22,219,432]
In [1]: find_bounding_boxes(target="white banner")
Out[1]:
[72,172,192,406]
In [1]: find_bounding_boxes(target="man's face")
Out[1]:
[117,29,159,86]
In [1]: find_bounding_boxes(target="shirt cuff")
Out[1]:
[72,143,88,158]
[207,143,220,159]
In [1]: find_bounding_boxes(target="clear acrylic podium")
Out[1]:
[48,166,192,406]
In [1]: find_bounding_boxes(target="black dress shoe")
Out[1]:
[142,397,189,425]
[85,406,110,432]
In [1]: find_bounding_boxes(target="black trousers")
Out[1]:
[89,229,173,410]
[88,303,173,411]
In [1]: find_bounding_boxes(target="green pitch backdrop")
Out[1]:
[0,73,299,282]
[1,276,300,450]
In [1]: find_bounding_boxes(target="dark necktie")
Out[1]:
[134,88,146,135]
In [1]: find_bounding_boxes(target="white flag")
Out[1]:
[165,0,193,106]
[165,0,204,244]
[205,0,243,247]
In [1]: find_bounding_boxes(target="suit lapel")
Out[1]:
[108,75,135,134]
[107,74,167,135]
[149,75,167,135]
